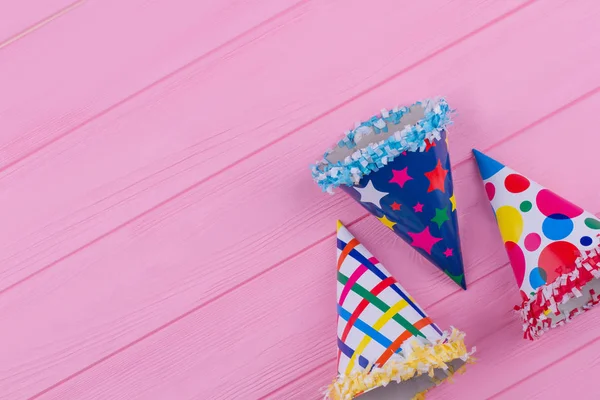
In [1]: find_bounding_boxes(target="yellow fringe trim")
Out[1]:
[326,328,475,400]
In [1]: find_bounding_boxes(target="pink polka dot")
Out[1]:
[505,174,530,193]
[524,233,541,251]
[485,182,495,201]
[537,241,580,283]
[506,241,526,288]
[536,189,583,218]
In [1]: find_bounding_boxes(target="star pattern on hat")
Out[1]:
[355,180,387,208]
[443,248,453,257]
[378,215,396,229]
[431,207,449,229]
[389,167,413,188]
[408,226,442,255]
[337,129,466,289]
[424,159,448,193]
[424,139,436,152]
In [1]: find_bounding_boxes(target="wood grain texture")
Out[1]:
[492,338,600,399]
[3,0,600,399]
[25,64,600,400]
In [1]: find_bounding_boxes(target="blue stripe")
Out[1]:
[337,338,370,369]
[337,304,393,348]
[337,239,443,336]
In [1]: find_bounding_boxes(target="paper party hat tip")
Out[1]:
[328,222,474,399]
[473,150,600,340]
[472,149,505,180]
[311,98,467,290]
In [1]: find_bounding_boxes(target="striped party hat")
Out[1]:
[473,150,600,339]
[328,221,473,400]
[311,98,467,290]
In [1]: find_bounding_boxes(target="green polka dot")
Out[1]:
[520,201,532,212]
[585,218,600,230]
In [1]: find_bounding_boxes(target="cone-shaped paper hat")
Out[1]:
[311,99,466,289]
[328,221,473,400]
[473,149,600,339]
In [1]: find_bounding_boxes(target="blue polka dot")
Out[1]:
[581,236,593,246]
[542,213,573,240]
[529,267,546,290]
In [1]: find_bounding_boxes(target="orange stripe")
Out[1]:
[374,317,433,366]
[337,238,359,270]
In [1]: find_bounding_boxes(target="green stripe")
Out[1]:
[338,271,424,338]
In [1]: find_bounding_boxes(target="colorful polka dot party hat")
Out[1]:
[473,149,600,340]
[328,221,474,400]
[311,98,467,290]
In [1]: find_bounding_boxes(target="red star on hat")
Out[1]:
[424,159,448,193]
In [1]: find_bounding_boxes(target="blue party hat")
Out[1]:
[311,98,467,289]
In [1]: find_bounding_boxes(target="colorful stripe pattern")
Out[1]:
[336,221,443,377]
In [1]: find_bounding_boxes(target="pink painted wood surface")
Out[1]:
[2,0,600,399]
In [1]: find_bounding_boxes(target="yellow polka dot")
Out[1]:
[495,206,523,243]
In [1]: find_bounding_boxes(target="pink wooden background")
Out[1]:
[2,0,600,398]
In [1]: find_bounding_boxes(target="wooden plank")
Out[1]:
[0,0,528,290]
[0,0,303,165]
[491,338,600,399]
[0,0,78,45]
[21,64,600,400]
[260,359,335,399]
[0,0,533,290]
[430,296,600,399]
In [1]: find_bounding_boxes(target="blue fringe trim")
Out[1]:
[310,98,453,193]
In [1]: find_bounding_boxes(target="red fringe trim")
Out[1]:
[514,246,600,340]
